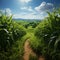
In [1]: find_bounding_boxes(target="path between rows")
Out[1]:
[23,39,45,60]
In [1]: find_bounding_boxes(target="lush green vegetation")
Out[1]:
[33,9,60,60]
[0,8,60,60]
[0,12,26,60]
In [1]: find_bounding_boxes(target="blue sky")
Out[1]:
[0,0,60,19]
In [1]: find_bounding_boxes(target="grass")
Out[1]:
[0,20,41,60]
[23,26,42,56]
[0,33,28,60]
[8,26,35,60]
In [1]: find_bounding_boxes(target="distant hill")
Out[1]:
[13,18,41,22]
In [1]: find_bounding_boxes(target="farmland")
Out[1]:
[0,9,60,60]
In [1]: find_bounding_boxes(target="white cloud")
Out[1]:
[13,13,47,19]
[14,2,51,19]
[20,0,32,3]
[0,10,5,14]
[0,7,48,19]
[35,2,54,12]
[21,6,33,12]
[21,7,27,10]
[5,8,12,16]
[0,8,12,16]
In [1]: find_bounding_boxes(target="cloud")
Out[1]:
[14,2,51,19]
[0,8,46,19]
[5,8,12,16]
[21,6,33,12]
[20,0,32,3]
[0,8,12,16]
[35,2,54,12]
[13,13,47,19]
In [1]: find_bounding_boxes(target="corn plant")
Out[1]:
[35,8,60,60]
[0,12,26,51]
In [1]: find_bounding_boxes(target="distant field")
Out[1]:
[12,19,41,27]
[13,19,41,22]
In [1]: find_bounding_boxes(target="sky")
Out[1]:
[0,0,60,19]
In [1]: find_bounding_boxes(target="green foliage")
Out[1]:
[35,9,60,60]
[29,33,42,55]
[0,13,26,51]
[0,12,26,60]
[0,8,60,60]
[24,21,39,28]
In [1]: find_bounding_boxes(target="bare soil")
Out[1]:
[23,39,45,60]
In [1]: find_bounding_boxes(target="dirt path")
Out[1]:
[23,39,45,60]
[23,39,36,60]
[38,56,45,60]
